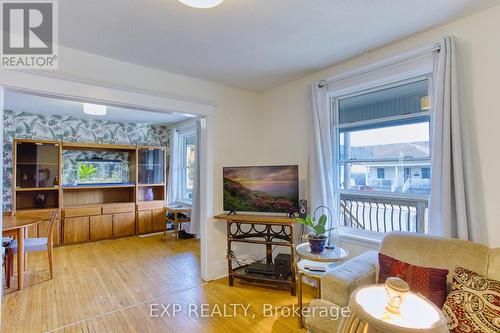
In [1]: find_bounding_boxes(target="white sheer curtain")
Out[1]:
[308,83,336,227]
[166,129,180,205]
[189,120,201,236]
[428,36,470,240]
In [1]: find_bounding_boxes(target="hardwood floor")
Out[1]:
[2,235,314,333]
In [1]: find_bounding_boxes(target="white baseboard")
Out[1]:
[207,254,259,281]
[138,232,164,237]
[209,261,228,281]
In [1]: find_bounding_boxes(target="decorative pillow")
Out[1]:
[378,253,449,307]
[443,266,500,333]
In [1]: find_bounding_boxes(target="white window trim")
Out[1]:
[176,125,196,205]
[327,53,435,242]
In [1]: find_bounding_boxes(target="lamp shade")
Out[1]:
[83,103,107,116]
[339,285,448,333]
[179,0,224,8]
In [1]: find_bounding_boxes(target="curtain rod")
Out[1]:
[316,42,441,88]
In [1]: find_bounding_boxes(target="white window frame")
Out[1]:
[329,69,434,241]
[176,126,196,205]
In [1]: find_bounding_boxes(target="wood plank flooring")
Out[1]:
[2,235,314,333]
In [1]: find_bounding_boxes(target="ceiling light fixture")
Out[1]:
[83,103,107,116]
[179,0,224,9]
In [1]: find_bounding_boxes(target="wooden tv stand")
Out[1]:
[214,214,296,295]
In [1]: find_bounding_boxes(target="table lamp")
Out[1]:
[338,281,448,333]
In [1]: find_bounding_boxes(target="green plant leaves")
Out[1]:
[295,214,331,236]
[78,163,97,180]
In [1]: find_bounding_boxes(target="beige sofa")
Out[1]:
[304,232,500,333]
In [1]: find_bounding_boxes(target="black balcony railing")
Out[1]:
[339,193,428,233]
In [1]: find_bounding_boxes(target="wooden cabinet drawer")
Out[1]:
[102,203,135,215]
[16,208,57,220]
[137,211,152,234]
[64,206,101,218]
[152,209,166,232]
[137,201,164,211]
[90,215,113,241]
[112,213,135,238]
[63,216,90,244]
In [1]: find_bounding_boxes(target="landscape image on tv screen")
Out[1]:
[223,165,299,213]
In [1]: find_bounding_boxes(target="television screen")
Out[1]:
[223,165,299,213]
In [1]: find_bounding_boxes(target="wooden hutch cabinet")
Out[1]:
[136,146,167,235]
[13,140,62,245]
[12,139,167,246]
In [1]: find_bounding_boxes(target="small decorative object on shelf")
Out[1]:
[144,187,154,201]
[295,206,335,254]
[384,277,410,315]
[33,193,48,208]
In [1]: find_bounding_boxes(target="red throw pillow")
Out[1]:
[443,267,500,333]
[378,253,449,307]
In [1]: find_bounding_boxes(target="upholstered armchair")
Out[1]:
[304,232,500,333]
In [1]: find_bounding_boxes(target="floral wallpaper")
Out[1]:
[3,110,171,211]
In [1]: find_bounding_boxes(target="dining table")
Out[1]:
[2,215,43,290]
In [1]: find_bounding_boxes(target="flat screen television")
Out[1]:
[223,165,299,213]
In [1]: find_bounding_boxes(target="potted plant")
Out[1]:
[295,214,334,254]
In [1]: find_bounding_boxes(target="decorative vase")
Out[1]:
[144,187,154,201]
[308,234,327,254]
[33,193,48,208]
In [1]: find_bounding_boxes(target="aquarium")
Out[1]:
[76,159,124,184]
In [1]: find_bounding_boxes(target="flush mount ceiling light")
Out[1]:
[83,103,107,116]
[179,0,224,9]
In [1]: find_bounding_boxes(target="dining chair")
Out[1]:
[7,211,58,280]
[2,236,13,289]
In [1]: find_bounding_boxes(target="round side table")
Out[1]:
[339,285,448,333]
[295,243,349,328]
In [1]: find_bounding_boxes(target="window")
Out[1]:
[422,167,430,179]
[334,78,431,234]
[180,134,196,201]
[404,167,411,181]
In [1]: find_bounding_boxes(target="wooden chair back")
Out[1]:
[46,211,58,249]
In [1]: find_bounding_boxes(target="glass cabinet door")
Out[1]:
[16,142,60,188]
[138,148,165,184]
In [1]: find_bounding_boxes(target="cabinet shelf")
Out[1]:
[16,187,59,192]
[137,183,165,187]
[17,162,59,166]
[62,184,136,190]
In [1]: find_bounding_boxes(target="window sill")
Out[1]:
[338,229,382,249]
[175,200,192,207]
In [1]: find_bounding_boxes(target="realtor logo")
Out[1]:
[1,0,58,69]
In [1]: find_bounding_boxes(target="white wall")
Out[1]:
[260,5,500,249]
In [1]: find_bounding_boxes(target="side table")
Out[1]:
[166,205,192,240]
[296,243,349,328]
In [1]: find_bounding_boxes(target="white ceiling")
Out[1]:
[4,91,192,125]
[58,0,500,91]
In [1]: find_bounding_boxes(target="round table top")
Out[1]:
[350,285,448,332]
[296,259,340,277]
[296,243,349,262]
[2,215,43,232]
